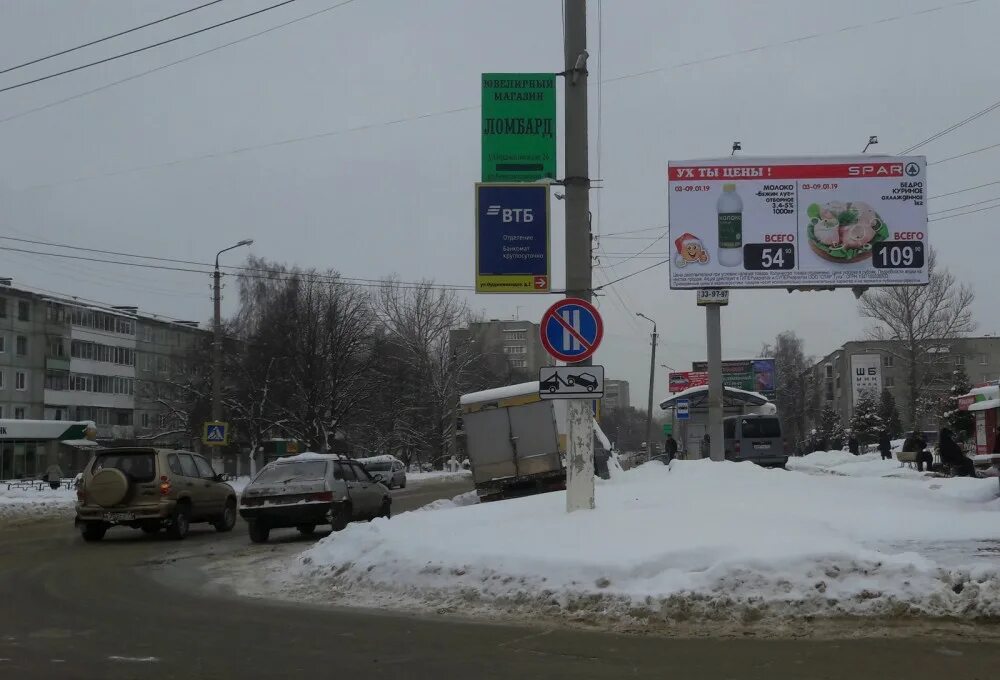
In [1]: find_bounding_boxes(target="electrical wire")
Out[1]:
[928,195,1000,215]
[595,260,669,290]
[0,0,298,95]
[601,224,669,237]
[1,0,359,126]
[928,141,1000,166]
[928,203,1000,221]
[899,97,1000,154]
[928,180,1000,200]
[0,0,226,75]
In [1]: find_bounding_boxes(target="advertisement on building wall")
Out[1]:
[667,156,928,289]
[670,358,776,399]
[850,353,883,403]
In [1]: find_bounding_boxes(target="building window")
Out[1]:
[825,384,834,400]
[883,355,894,368]
[503,345,526,355]
[143,355,153,372]
[48,337,65,357]
[141,412,150,428]
[954,355,964,366]
[825,364,833,378]
[835,376,840,389]
[979,353,989,366]
[17,300,29,322]
[503,330,527,341]
[157,356,168,373]
[44,371,68,390]
[46,303,65,323]
[0,370,4,389]
[0,297,6,318]
[0,335,5,353]
[511,359,527,368]
[16,335,27,356]
[15,371,27,391]
[14,407,25,420]
[885,377,895,388]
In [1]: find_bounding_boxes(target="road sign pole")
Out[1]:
[706,303,725,461]
[563,0,593,513]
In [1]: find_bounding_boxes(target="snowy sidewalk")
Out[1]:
[0,483,77,523]
[233,455,1000,626]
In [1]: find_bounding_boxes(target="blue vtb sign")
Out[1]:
[475,183,550,293]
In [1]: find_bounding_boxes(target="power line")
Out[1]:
[595,260,669,290]
[0,0,226,75]
[0,0,298,95]
[601,224,669,237]
[1,0,360,126]
[602,0,982,86]
[898,97,1000,154]
[928,141,1000,166]
[928,195,1000,215]
[928,180,1000,200]
[928,202,1000,222]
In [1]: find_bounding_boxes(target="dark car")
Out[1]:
[540,374,562,393]
[239,454,391,543]
[569,372,599,391]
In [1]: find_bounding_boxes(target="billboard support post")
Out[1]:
[706,303,725,461]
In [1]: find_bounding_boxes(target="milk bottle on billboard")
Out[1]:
[717,183,743,267]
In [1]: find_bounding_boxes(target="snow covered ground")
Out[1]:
[405,469,472,484]
[0,483,76,523]
[223,454,1000,628]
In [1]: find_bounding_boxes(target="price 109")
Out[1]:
[872,241,925,269]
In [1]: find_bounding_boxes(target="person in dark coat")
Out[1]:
[938,427,975,477]
[664,435,678,462]
[902,431,933,472]
[847,434,860,456]
[878,432,892,460]
[994,430,1000,454]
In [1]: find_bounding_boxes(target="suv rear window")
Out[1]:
[93,452,156,483]
[255,461,328,483]
[741,418,781,439]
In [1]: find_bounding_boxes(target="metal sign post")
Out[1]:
[705,303,725,461]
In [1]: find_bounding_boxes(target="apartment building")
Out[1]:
[450,318,553,380]
[810,336,1000,430]
[604,379,631,411]
[0,282,209,444]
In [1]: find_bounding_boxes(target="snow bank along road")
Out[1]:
[3,476,1000,679]
[217,452,1000,633]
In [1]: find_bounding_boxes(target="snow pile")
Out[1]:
[788,450,927,479]
[406,469,472,484]
[271,459,1000,625]
[0,483,76,522]
[414,490,479,513]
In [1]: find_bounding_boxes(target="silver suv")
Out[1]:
[75,448,237,542]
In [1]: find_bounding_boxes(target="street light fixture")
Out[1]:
[212,239,254,424]
[636,313,658,457]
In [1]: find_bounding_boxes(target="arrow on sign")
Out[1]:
[534,276,548,289]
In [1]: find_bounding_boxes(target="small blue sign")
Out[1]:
[676,399,690,421]
[476,183,550,293]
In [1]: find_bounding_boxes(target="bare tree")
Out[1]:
[764,331,812,452]
[858,248,976,429]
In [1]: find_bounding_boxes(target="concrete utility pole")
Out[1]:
[637,312,658,460]
[212,240,254,424]
[705,304,725,460]
[563,0,594,512]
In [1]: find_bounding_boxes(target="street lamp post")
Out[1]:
[637,313,658,460]
[212,240,254,424]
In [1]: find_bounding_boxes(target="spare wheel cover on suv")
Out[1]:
[88,468,130,507]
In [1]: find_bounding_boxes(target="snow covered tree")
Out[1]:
[943,365,975,438]
[878,389,903,439]
[817,405,846,451]
[849,390,883,444]
[762,331,812,453]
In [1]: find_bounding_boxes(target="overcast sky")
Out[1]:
[1,0,997,407]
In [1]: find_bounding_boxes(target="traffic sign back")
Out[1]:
[540,298,603,363]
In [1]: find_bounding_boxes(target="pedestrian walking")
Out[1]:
[44,463,64,490]
[938,427,975,477]
[878,432,892,461]
[664,434,678,462]
[847,433,860,456]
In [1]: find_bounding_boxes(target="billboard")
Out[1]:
[475,183,550,293]
[670,359,776,399]
[850,354,883,403]
[667,156,928,289]
[481,73,557,183]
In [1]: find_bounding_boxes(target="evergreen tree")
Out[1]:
[818,405,845,451]
[944,365,975,438]
[878,388,903,438]
[849,390,883,444]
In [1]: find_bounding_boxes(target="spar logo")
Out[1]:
[847,163,904,177]
[486,205,535,222]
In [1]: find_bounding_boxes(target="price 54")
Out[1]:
[744,243,796,270]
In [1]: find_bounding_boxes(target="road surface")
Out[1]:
[1,478,998,679]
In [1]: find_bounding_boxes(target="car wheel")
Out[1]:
[330,503,351,531]
[80,522,107,542]
[166,503,190,540]
[296,524,316,536]
[214,499,237,533]
[248,520,270,544]
[587,385,595,392]
[400,480,406,489]
[140,524,160,535]
[379,498,391,519]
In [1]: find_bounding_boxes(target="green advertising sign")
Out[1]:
[662,423,673,436]
[482,73,556,182]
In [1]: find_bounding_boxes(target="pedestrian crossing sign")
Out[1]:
[202,421,229,446]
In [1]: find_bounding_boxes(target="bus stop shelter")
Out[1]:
[659,386,771,458]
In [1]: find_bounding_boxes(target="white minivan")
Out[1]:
[723,415,788,468]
